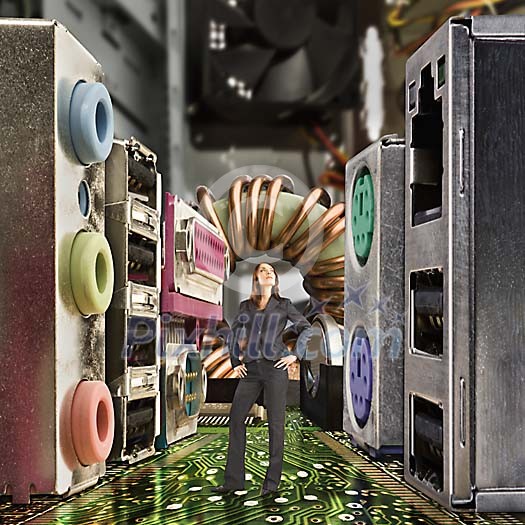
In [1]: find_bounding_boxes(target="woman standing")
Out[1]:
[212,262,313,497]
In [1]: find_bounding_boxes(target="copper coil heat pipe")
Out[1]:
[197,176,344,296]
[201,331,231,379]
[199,323,233,379]
[196,174,345,377]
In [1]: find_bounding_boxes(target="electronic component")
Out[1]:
[158,331,208,447]
[343,135,405,457]
[105,138,162,463]
[156,193,226,448]
[187,0,359,127]
[197,174,345,325]
[405,16,525,511]
[162,192,226,319]
[0,19,115,503]
[300,314,344,430]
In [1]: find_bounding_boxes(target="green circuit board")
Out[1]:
[1,408,524,525]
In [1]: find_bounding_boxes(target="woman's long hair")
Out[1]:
[249,263,282,308]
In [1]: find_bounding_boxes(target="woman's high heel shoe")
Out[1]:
[211,485,236,494]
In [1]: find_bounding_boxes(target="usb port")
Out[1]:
[125,398,156,456]
[128,232,156,287]
[410,394,444,493]
[129,282,159,318]
[126,316,157,366]
[410,269,443,357]
[128,155,156,205]
[130,198,159,242]
[128,365,158,400]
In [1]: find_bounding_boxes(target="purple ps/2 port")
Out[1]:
[350,327,373,428]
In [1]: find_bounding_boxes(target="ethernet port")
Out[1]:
[409,394,443,493]
[410,63,443,226]
[410,269,443,357]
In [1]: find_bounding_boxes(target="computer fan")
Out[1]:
[187,0,359,123]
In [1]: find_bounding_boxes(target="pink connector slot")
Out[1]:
[193,221,225,280]
[161,192,223,319]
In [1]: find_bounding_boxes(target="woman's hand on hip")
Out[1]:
[274,355,297,370]
[233,364,248,378]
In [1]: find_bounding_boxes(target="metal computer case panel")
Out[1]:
[0,20,112,503]
[343,135,405,456]
[404,16,525,511]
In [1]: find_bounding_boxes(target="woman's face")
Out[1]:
[256,263,276,288]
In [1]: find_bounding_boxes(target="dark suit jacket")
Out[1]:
[227,295,313,368]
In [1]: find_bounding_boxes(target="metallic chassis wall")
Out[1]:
[0,19,107,502]
[404,16,525,511]
[343,135,405,456]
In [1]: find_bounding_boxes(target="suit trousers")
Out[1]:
[223,358,289,491]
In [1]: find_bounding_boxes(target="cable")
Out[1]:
[318,170,344,190]
[301,147,317,188]
[310,124,348,190]
[311,125,349,169]
[387,0,508,56]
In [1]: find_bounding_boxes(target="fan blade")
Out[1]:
[253,0,315,50]
[306,18,353,88]
[211,45,275,87]
[318,0,355,34]
[209,0,253,28]
[256,47,313,103]
[334,2,356,34]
